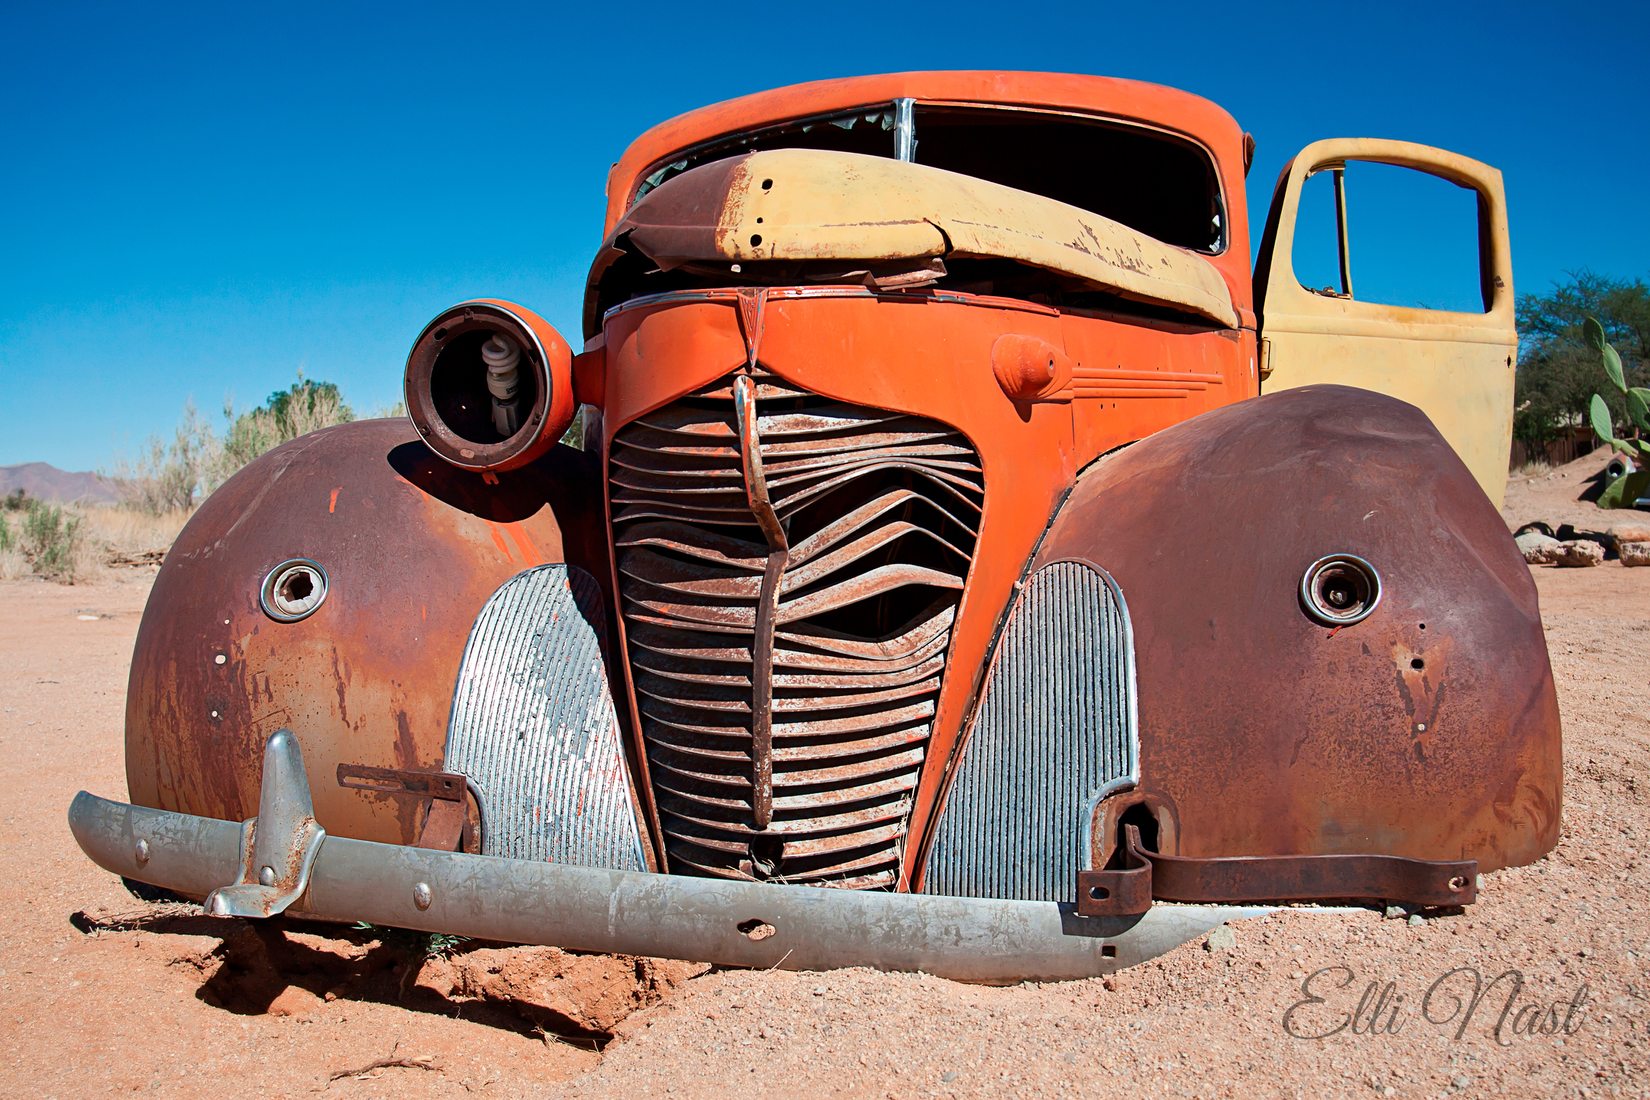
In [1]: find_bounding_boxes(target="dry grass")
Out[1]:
[0,511,20,579]
[0,544,27,581]
[112,377,355,516]
[30,379,355,582]
[77,505,191,558]
[1512,457,1554,478]
[0,504,191,585]
[74,504,191,581]
[19,378,353,582]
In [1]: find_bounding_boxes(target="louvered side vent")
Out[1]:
[444,564,647,870]
[609,371,984,888]
[921,561,1138,902]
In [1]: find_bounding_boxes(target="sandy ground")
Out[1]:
[1,464,1646,1098]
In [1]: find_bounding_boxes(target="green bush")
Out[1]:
[1516,274,1649,453]
[112,376,356,516]
[210,377,355,492]
[21,499,83,581]
[0,513,12,552]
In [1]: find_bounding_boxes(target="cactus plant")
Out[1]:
[1584,316,1650,509]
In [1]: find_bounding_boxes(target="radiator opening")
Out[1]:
[610,371,982,888]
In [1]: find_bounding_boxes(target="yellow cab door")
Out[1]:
[1255,139,1516,505]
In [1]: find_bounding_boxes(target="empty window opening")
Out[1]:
[911,106,1224,252]
[636,106,898,200]
[1291,160,1488,313]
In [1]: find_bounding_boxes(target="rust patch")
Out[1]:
[329,647,349,727]
[1392,636,1454,763]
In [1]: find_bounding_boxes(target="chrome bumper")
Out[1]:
[68,732,1265,983]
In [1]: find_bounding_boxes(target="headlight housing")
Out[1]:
[405,299,575,472]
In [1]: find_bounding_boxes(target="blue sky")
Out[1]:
[2,1,1644,471]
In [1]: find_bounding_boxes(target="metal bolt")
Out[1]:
[134,838,151,866]
[258,865,277,887]
[413,882,433,911]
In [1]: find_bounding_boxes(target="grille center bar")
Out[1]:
[733,373,786,829]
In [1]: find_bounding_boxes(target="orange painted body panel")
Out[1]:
[599,287,1252,878]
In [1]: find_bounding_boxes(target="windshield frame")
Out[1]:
[621,99,1231,257]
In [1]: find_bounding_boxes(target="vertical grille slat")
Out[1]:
[921,561,1139,902]
[611,370,983,888]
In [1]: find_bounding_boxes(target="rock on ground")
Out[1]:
[1515,530,1562,564]
[1554,539,1605,567]
[1202,924,1237,952]
[1607,522,1650,545]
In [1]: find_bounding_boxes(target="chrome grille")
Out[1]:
[921,561,1138,901]
[444,564,647,870]
[609,371,983,888]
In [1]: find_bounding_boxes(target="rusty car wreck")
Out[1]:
[70,72,1561,982]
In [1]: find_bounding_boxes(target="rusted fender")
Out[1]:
[1038,384,1560,874]
[125,419,611,845]
[589,149,1238,331]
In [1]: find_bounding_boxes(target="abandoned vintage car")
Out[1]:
[70,72,1561,981]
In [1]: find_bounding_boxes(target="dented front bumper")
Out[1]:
[69,730,1265,983]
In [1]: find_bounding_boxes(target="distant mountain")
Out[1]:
[0,462,122,505]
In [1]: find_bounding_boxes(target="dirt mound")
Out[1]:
[1502,447,1640,534]
[69,905,706,1048]
[416,946,705,1045]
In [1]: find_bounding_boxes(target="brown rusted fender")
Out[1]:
[125,419,612,846]
[1037,384,1561,881]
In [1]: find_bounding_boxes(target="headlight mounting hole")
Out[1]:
[1300,553,1381,626]
[260,559,329,623]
